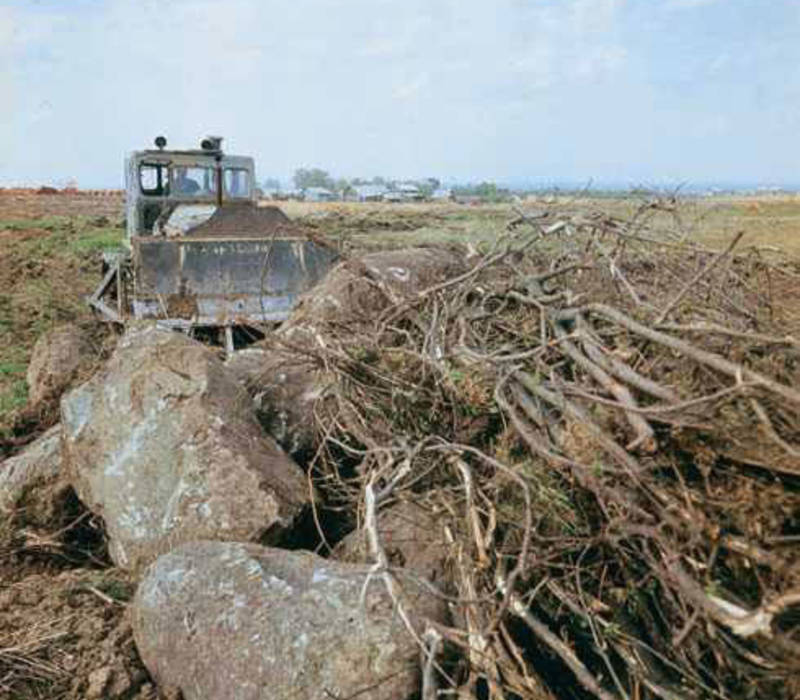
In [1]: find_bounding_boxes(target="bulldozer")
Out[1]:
[89,136,337,351]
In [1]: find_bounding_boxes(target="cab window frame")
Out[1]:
[139,162,170,196]
[224,168,252,199]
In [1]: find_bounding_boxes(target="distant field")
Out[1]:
[273,194,800,256]
[1,190,798,435]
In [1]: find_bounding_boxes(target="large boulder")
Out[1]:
[61,325,309,573]
[26,323,100,405]
[132,541,445,700]
[226,348,331,460]
[282,246,468,343]
[0,424,63,516]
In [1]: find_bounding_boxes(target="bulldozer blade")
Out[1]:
[131,236,338,325]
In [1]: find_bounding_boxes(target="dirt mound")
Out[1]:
[1,441,158,698]
[184,203,298,238]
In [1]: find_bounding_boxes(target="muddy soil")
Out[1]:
[0,566,164,699]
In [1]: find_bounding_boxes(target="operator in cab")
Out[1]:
[174,167,200,194]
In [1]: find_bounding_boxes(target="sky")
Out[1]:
[1,0,799,188]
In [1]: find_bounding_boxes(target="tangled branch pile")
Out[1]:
[272,202,800,699]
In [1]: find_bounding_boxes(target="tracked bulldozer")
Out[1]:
[89,136,337,350]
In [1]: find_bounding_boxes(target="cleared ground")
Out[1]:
[1,189,799,700]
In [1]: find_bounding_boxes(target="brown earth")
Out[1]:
[0,566,167,699]
[0,191,124,220]
[0,471,165,699]
[184,203,295,237]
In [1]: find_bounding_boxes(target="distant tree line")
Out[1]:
[261,168,516,202]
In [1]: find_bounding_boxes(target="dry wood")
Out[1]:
[297,199,800,700]
[655,230,746,324]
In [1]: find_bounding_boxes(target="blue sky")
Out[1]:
[2,0,798,187]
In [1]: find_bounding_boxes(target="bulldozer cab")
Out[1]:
[90,136,337,349]
[125,140,255,240]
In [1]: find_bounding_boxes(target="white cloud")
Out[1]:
[507,0,628,89]
[665,0,723,9]
[359,36,408,58]
[708,52,731,74]
[1,0,798,185]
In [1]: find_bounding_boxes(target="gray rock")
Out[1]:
[61,325,308,573]
[254,355,331,459]
[0,424,63,515]
[223,347,270,391]
[285,247,468,332]
[225,348,332,459]
[26,324,97,405]
[133,541,444,700]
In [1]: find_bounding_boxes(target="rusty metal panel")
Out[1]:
[131,236,338,324]
[133,238,181,296]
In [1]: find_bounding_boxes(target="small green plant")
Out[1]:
[448,368,465,383]
[0,216,70,231]
[94,577,135,602]
[67,228,124,255]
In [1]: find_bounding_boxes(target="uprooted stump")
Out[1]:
[132,541,446,700]
[61,325,309,574]
[227,247,471,462]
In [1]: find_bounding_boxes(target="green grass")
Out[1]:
[66,227,124,254]
[0,363,27,421]
[0,216,123,431]
[0,216,72,231]
[11,223,124,258]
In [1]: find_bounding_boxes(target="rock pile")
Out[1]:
[0,247,465,700]
[61,324,309,573]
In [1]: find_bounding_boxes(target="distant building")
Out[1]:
[302,186,337,202]
[353,184,387,202]
[431,188,453,201]
[397,183,425,201]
